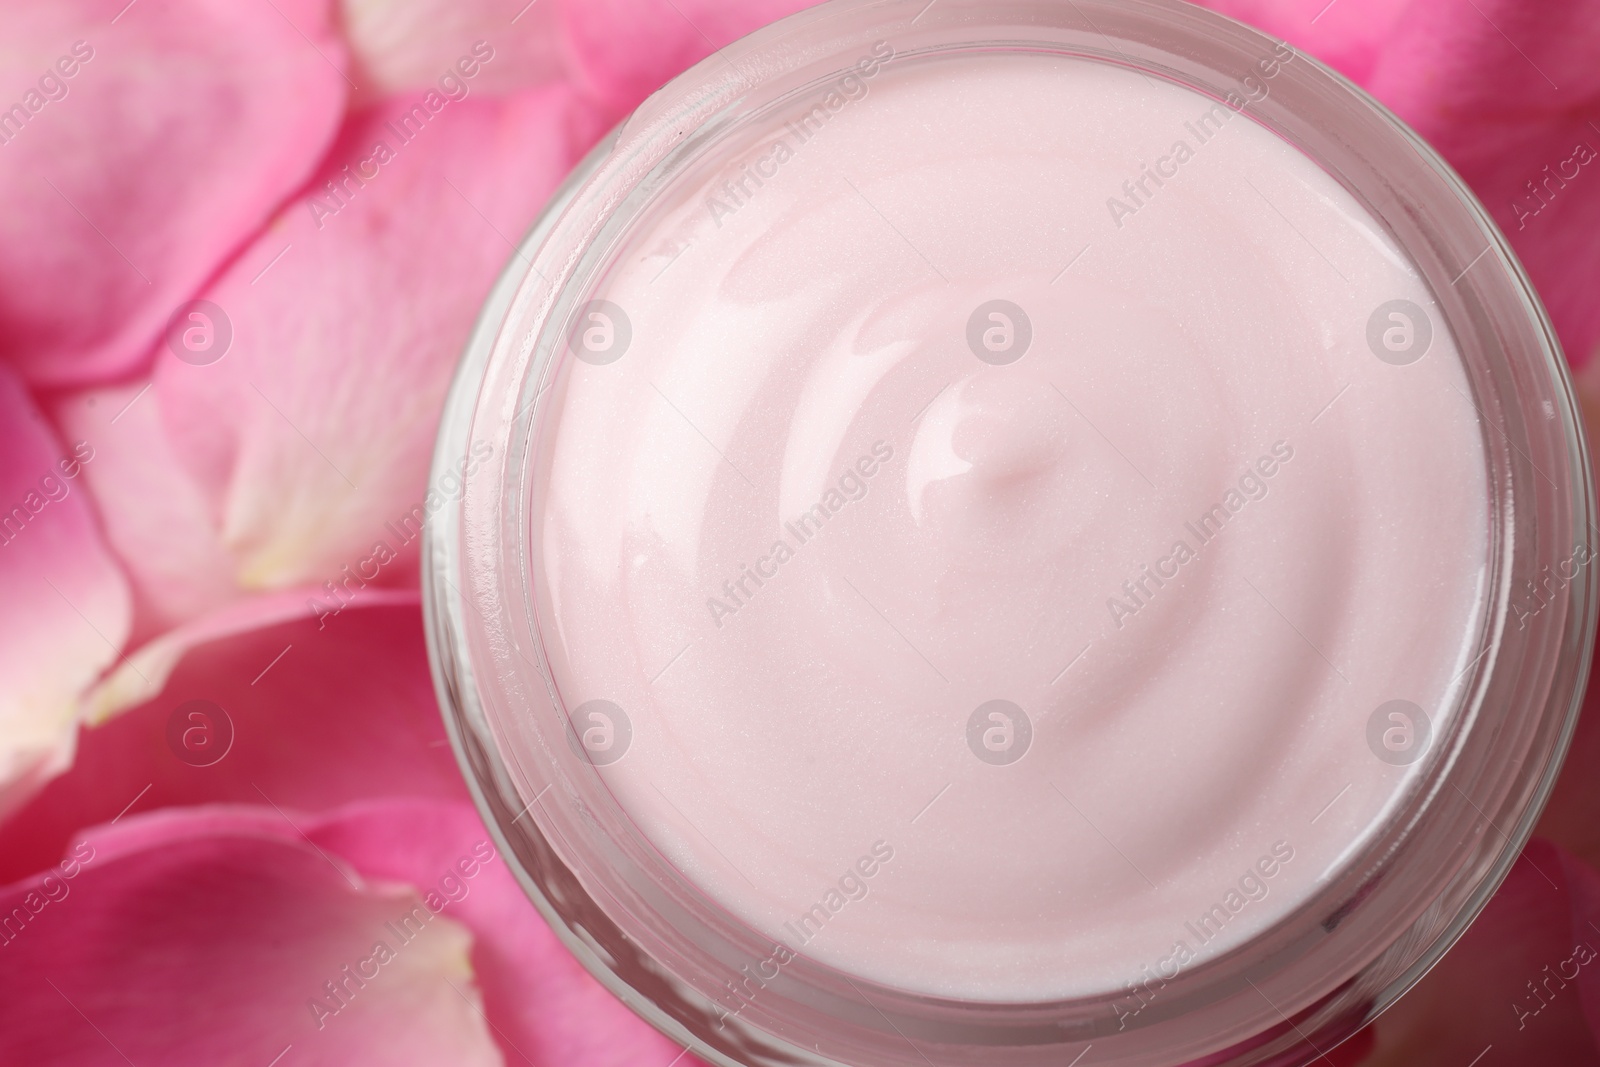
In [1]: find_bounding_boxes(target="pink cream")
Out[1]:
[530,51,1488,1000]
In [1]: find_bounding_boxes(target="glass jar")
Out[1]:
[424,1,1596,1063]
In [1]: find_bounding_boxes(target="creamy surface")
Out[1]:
[529,52,1488,1001]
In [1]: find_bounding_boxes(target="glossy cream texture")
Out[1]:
[529,52,1489,1000]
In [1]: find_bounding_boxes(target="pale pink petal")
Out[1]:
[0,806,502,1066]
[50,377,425,726]
[0,363,131,821]
[306,799,707,1066]
[557,0,823,121]
[0,602,463,886]
[51,379,237,641]
[339,0,570,101]
[79,586,419,724]
[154,84,596,591]
[1364,841,1600,1066]
[0,0,349,387]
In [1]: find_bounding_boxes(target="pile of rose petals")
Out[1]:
[0,0,1597,1063]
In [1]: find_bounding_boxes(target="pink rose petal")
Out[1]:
[0,601,461,885]
[52,379,240,642]
[153,84,598,593]
[79,585,420,723]
[0,0,348,386]
[50,366,423,723]
[1363,0,1600,369]
[1191,0,1409,83]
[0,806,503,1067]
[1364,841,1600,1066]
[0,363,131,821]
[305,799,707,1066]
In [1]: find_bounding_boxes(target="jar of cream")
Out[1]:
[423,1,1597,1064]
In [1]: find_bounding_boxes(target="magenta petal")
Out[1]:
[1560,848,1600,1044]
[0,602,465,886]
[1190,0,1410,84]
[1365,840,1600,1065]
[153,85,595,592]
[305,799,706,1066]
[0,0,349,387]
[0,799,701,1066]
[80,585,420,724]
[0,363,131,820]
[1365,0,1600,367]
[0,806,503,1066]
